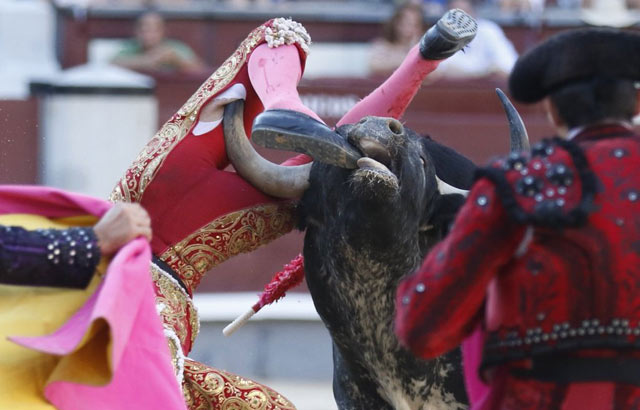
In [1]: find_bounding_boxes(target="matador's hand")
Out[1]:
[93,203,152,256]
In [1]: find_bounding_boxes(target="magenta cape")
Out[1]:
[1,185,186,410]
[462,326,490,409]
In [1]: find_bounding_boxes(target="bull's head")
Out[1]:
[295,116,477,253]
[338,116,472,201]
[223,101,474,201]
[223,101,483,250]
[223,92,527,241]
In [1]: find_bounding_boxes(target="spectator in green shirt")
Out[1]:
[111,11,206,74]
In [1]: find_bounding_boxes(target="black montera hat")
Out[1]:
[509,28,640,103]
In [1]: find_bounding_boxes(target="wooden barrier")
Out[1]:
[0,99,39,185]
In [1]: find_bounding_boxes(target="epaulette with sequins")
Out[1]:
[476,138,598,228]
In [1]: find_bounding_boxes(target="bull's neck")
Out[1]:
[342,199,420,254]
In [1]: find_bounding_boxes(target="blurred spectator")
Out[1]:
[53,0,192,8]
[433,0,518,79]
[581,0,639,27]
[224,0,274,6]
[498,0,535,14]
[416,0,448,16]
[369,3,426,76]
[111,11,206,74]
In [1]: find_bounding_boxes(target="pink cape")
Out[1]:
[462,325,490,410]
[1,185,186,410]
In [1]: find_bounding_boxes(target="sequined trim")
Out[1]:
[182,359,296,410]
[164,327,186,385]
[482,317,640,369]
[159,203,296,293]
[151,262,200,355]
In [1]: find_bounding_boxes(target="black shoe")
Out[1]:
[252,109,362,169]
[420,8,477,61]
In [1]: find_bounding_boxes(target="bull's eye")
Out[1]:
[420,157,425,167]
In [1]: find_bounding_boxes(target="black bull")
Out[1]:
[223,96,526,409]
[298,117,474,409]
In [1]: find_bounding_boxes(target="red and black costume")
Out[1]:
[397,124,640,409]
[396,27,640,410]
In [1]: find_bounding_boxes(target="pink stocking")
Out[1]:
[248,43,323,123]
[337,45,440,127]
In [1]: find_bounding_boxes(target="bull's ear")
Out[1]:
[432,193,467,235]
[420,137,476,189]
[418,192,467,253]
[418,136,475,241]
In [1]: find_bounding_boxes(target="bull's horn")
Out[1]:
[223,100,311,199]
[496,88,530,152]
[436,175,469,197]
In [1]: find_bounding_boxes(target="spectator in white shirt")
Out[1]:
[434,0,518,80]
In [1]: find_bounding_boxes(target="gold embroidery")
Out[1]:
[182,359,296,410]
[159,203,296,293]
[151,264,200,354]
[108,184,124,203]
[109,25,267,204]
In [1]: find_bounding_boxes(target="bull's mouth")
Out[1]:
[352,139,398,191]
[358,138,392,168]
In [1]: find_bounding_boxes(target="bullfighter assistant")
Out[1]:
[396,28,640,410]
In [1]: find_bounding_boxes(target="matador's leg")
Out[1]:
[248,43,323,123]
[182,359,296,410]
[337,8,478,126]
